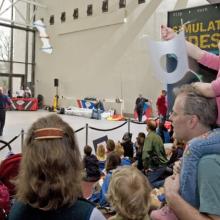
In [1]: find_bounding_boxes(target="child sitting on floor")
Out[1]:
[107,166,151,220]
[114,142,131,166]
[88,152,121,207]
[96,144,107,172]
[106,139,116,154]
[83,145,101,182]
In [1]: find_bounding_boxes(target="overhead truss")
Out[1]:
[0,0,47,27]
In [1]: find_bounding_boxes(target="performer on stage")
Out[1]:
[135,94,149,122]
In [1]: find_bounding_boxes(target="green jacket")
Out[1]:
[142,131,168,169]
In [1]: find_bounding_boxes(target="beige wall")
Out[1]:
[35,0,208,114]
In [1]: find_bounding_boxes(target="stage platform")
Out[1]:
[0,110,147,161]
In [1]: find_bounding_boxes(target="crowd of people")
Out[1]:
[0,24,220,220]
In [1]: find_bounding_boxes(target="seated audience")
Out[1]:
[89,152,121,207]
[133,132,145,171]
[168,124,174,142]
[167,139,185,169]
[142,119,168,188]
[83,145,101,182]
[114,142,131,166]
[151,84,220,220]
[99,152,121,207]
[120,132,134,159]
[9,114,106,220]
[107,166,151,220]
[96,144,106,172]
[156,122,171,143]
[106,139,115,154]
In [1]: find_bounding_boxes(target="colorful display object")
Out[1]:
[76,99,95,109]
[10,98,38,111]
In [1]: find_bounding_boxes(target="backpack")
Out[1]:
[0,182,10,220]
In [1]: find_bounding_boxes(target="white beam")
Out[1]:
[20,0,47,8]
[0,0,22,17]
[0,17,34,27]
[0,0,5,11]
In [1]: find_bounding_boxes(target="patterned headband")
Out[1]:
[34,128,64,140]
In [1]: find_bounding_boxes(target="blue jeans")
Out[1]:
[146,166,167,188]
[180,128,220,208]
[137,109,144,122]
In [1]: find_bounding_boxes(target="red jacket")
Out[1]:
[156,95,167,116]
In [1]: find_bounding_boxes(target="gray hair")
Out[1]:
[173,84,217,127]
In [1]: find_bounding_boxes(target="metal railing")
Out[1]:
[0,118,147,152]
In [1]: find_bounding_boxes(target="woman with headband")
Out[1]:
[9,114,106,220]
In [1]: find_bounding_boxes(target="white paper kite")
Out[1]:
[33,20,53,54]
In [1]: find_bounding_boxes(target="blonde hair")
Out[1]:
[114,143,124,157]
[96,144,106,161]
[108,166,151,220]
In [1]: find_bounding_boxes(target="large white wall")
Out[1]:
[35,0,209,114]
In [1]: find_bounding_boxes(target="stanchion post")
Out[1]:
[21,129,24,152]
[86,123,88,146]
[128,118,130,134]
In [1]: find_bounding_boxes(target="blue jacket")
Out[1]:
[0,94,11,109]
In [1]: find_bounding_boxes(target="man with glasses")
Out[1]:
[163,84,220,220]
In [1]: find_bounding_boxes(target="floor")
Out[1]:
[0,110,147,160]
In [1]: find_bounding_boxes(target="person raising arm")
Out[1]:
[161,25,220,126]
